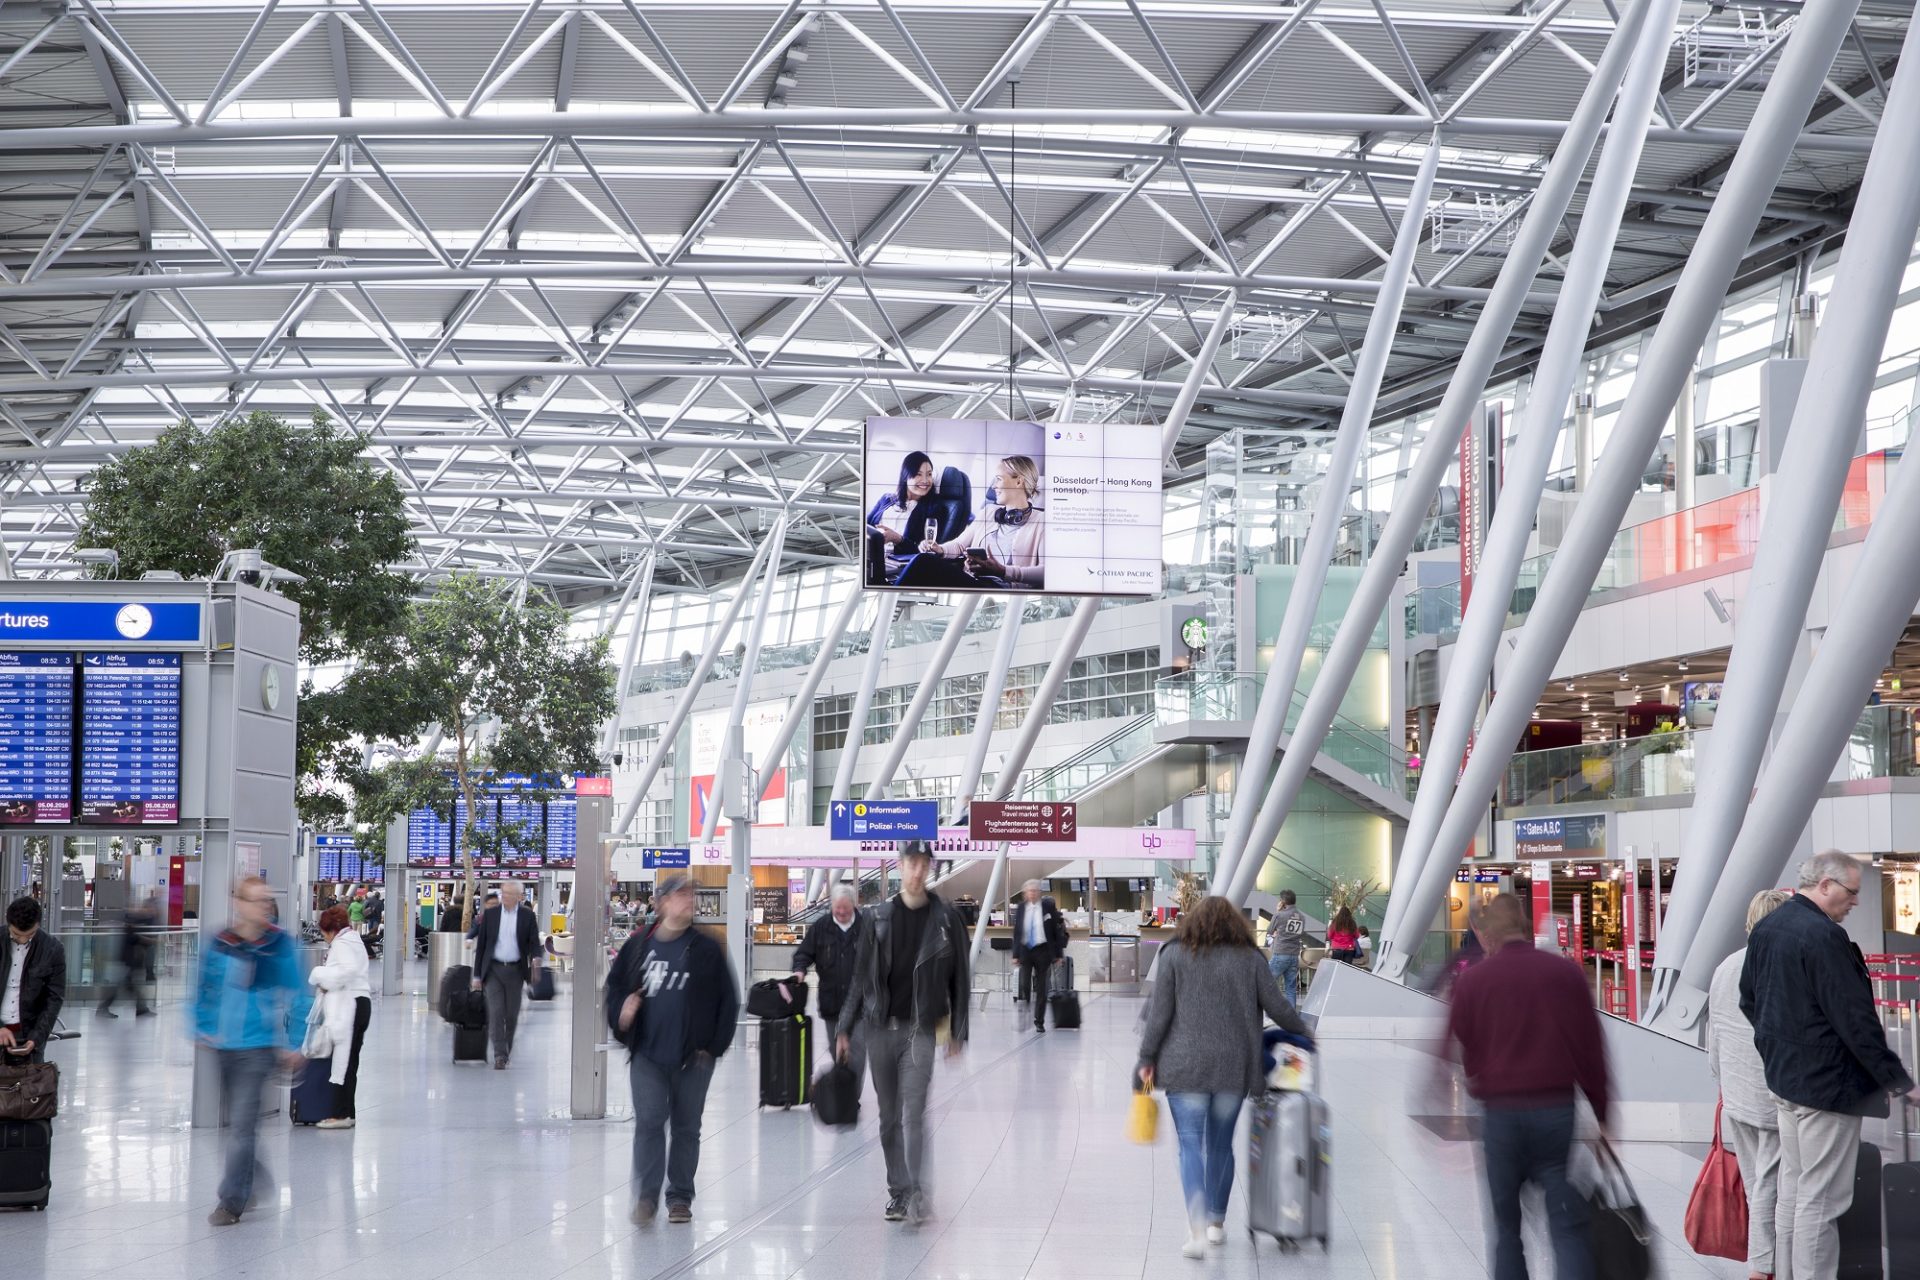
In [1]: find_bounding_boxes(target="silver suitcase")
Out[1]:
[1246,1089,1330,1251]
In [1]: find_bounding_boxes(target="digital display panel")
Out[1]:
[78,651,180,824]
[861,417,1164,597]
[0,653,74,824]
[545,797,576,867]
[498,796,544,868]
[455,798,499,868]
[407,807,452,866]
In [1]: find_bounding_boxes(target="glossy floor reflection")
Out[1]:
[8,981,1744,1279]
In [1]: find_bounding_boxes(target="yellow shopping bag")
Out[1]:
[1126,1088,1160,1145]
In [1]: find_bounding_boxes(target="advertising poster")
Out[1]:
[861,417,1163,596]
[688,698,788,835]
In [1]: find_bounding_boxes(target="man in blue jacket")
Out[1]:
[606,871,739,1227]
[193,875,311,1227]
[1742,850,1920,1280]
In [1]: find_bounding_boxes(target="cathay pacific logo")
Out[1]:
[0,612,49,629]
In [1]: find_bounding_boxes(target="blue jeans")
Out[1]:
[216,1047,278,1216]
[629,1054,716,1208]
[1168,1091,1243,1229]
[1481,1103,1592,1280]
[1268,954,1299,1008]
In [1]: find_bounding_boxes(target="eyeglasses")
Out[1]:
[1825,878,1862,899]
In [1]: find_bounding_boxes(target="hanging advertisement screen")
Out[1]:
[860,417,1163,597]
[688,698,787,836]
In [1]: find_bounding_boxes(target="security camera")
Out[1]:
[215,549,306,590]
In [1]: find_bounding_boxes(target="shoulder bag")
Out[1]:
[0,1059,57,1121]
[1683,1099,1748,1261]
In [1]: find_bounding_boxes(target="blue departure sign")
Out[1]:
[0,652,74,824]
[0,601,202,645]
[828,799,939,840]
[79,651,180,824]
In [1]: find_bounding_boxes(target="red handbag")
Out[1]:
[1684,1098,1748,1261]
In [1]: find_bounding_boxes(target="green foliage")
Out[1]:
[344,574,617,927]
[77,408,417,825]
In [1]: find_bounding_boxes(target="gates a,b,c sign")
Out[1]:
[829,800,938,841]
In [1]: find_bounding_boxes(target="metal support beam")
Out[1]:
[1649,8,1920,1033]
[950,602,1026,823]
[611,527,783,839]
[760,586,864,807]
[1353,0,1679,956]
[1381,0,1865,976]
[700,520,788,842]
[598,551,658,762]
[862,596,984,802]
[1213,139,1440,900]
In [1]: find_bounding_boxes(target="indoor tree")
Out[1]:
[341,573,617,929]
[76,408,416,825]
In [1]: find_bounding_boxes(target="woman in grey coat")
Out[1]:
[1137,896,1311,1259]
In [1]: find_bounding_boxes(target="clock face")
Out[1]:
[1180,616,1209,651]
[114,603,153,639]
[261,666,281,710]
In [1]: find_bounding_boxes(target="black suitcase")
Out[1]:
[289,1057,336,1125]
[759,1015,811,1108]
[0,1119,51,1210]
[1835,1139,1882,1280]
[1049,957,1081,1029]
[448,986,487,1029]
[439,964,473,1023]
[527,967,556,1002]
[1889,1100,1920,1280]
[453,1022,488,1064]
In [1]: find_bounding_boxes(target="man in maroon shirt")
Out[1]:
[1446,894,1610,1280]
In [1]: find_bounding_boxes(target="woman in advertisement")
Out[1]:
[866,451,940,585]
[909,455,1045,590]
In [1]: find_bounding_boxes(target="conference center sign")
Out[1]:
[860,417,1164,596]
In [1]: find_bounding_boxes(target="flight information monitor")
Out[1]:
[498,795,544,868]
[78,652,181,824]
[545,797,577,867]
[406,807,452,866]
[0,653,75,824]
[455,797,499,868]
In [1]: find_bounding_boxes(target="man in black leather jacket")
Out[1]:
[835,842,968,1225]
[0,896,66,1065]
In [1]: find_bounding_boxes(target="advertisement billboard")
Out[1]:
[861,417,1163,596]
[688,697,788,835]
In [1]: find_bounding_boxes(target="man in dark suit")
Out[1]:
[1011,880,1067,1032]
[470,881,542,1069]
[0,896,67,1064]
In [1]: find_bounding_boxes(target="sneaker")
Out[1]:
[97,1008,118,1018]
[884,1196,909,1222]
[315,1117,355,1130]
[494,1057,507,1071]
[207,1207,242,1227]
[1181,1233,1206,1260]
[1206,1224,1225,1245]
[666,1203,692,1225]
[137,1008,155,1017]
[906,1193,931,1226]
[630,1200,657,1226]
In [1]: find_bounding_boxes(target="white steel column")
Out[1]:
[701,520,789,842]
[1208,0,1652,915]
[862,596,984,801]
[598,551,657,762]
[1380,0,1865,975]
[1573,393,1596,493]
[1651,8,1920,1031]
[1672,377,1697,511]
[611,523,784,839]
[820,593,899,897]
[759,586,865,809]
[952,603,1027,819]
[1302,0,1678,930]
[1209,142,1441,897]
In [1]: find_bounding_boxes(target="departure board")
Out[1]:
[498,796,543,868]
[0,653,74,824]
[78,652,181,824]
[545,796,577,867]
[455,797,499,868]
[406,807,452,866]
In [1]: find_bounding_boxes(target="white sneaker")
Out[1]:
[1206,1224,1225,1245]
[1181,1233,1207,1260]
[315,1117,355,1130]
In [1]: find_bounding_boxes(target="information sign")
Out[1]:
[969,800,1077,842]
[0,652,73,824]
[829,799,939,841]
[78,651,180,824]
[641,846,689,869]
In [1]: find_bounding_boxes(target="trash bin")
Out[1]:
[1108,936,1140,985]
[428,931,467,999]
[1088,937,1114,985]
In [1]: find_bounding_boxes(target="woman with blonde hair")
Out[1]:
[1137,896,1311,1259]
[913,454,1046,590]
[1707,888,1792,1280]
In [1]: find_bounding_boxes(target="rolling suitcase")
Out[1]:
[289,1057,336,1125]
[453,1022,488,1064]
[1246,1089,1331,1251]
[1889,1099,1920,1280]
[527,967,556,1002]
[0,1119,51,1210]
[1834,1139,1882,1280]
[759,1015,811,1108]
[438,964,473,1023]
[1048,958,1081,1029]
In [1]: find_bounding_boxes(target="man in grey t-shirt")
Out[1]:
[1267,890,1308,1007]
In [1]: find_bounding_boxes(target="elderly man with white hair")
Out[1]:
[1012,878,1068,1032]
[1741,849,1920,1280]
[793,879,869,1080]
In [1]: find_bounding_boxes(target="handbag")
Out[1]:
[301,999,332,1059]
[746,977,806,1020]
[1588,1138,1654,1280]
[810,1063,861,1129]
[1126,1086,1160,1145]
[1683,1099,1748,1261]
[0,1059,58,1121]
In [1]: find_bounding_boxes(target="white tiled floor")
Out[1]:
[7,982,1748,1279]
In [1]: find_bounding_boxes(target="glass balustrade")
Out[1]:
[1154,672,1411,798]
